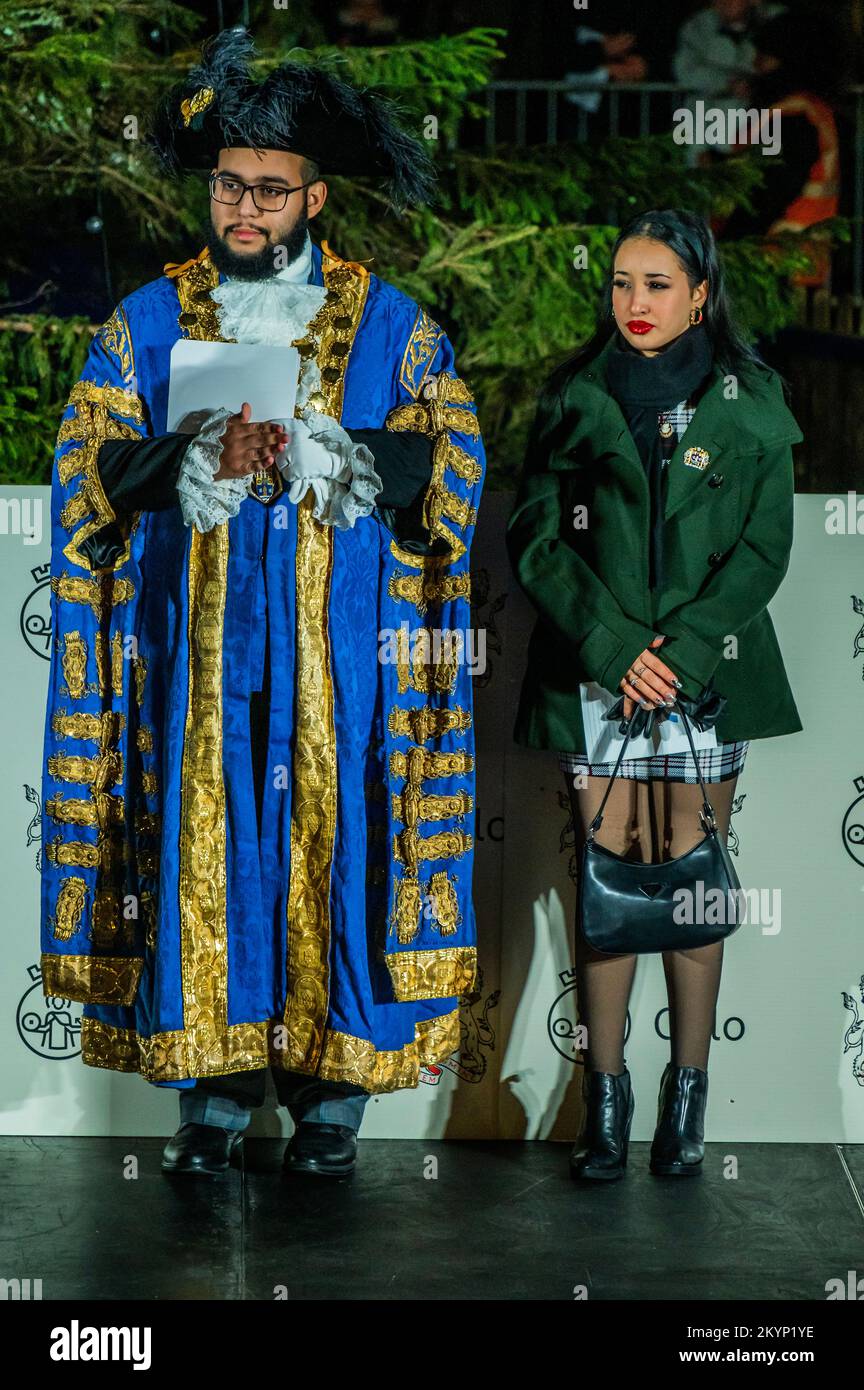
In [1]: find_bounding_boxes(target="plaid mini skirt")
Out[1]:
[558,740,749,784]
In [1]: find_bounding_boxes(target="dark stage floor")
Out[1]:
[3,1137,863,1301]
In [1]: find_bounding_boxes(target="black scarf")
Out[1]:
[605,323,714,590]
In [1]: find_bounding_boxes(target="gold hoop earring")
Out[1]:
[690,306,704,325]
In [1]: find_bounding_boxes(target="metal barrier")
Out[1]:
[482,79,690,145]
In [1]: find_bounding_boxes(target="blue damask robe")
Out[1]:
[40,239,485,1092]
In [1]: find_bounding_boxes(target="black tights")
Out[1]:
[566,772,739,1076]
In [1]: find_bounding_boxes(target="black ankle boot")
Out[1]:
[649,1063,708,1177]
[569,1067,634,1181]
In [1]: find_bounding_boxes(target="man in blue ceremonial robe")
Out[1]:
[40,30,486,1177]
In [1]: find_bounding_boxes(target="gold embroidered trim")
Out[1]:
[41,952,142,1006]
[51,573,135,617]
[91,889,136,950]
[442,437,483,486]
[391,791,473,823]
[425,869,463,935]
[389,743,473,895]
[388,567,472,614]
[282,254,370,1069]
[178,522,230,1072]
[108,629,125,697]
[141,891,158,951]
[47,750,124,787]
[57,380,146,573]
[385,375,480,561]
[46,793,124,828]
[48,876,88,941]
[385,945,477,1001]
[134,654,148,707]
[389,873,422,942]
[398,306,444,397]
[388,705,472,743]
[137,726,153,753]
[395,625,459,695]
[389,749,473,778]
[59,631,96,700]
[78,1008,460,1093]
[97,304,136,387]
[45,835,101,869]
[60,487,91,530]
[52,709,125,743]
[173,246,228,343]
[386,400,479,437]
[393,828,473,870]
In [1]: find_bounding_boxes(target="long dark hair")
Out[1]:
[564,208,770,387]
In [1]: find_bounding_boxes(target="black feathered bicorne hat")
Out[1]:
[147,27,436,211]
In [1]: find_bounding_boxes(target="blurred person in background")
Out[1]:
[674,0,786,157]
[721,11,840,287]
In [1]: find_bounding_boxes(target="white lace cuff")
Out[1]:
[280,411,383,529]
[322,442,382,530]
[176,407,251,533]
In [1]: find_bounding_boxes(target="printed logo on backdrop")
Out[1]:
[18,964,82,1059]
[420,968,500,1085]
[727,794,745,856]
[23,784,42,870]
[546,969,743,1063]
[842,974,864,1086]
[548,968,631,1067]
[852,594,864,673]
[842,777,864,867]
[20,561,52,660]
[468,567,506,690]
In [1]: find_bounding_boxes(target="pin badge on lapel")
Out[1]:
[683,446,711,471]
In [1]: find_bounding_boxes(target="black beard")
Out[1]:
[206,206,310,281]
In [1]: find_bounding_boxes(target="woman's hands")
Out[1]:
[619,634,682,720]
[213,402,289,482]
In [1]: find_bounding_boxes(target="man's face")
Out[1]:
[207,147,327,281]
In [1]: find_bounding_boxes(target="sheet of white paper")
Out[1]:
[166,340,300,433]
[579,681,719,762]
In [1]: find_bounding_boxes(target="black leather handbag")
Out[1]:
[578,700,744,955]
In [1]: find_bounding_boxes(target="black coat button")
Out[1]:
[708,473,724,487]
[708,551,723,566]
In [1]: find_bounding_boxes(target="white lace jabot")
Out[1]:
[209,232,328,347]
[176,233,382,532]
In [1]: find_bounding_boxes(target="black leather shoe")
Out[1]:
[649,1063,708,1177]
[569,1067,634,1181]
[161,1122,244,1176]
[282,1122,358,1178]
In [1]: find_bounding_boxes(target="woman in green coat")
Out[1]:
[506,208,802,1183]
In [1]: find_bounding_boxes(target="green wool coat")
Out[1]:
[506,334,804,753]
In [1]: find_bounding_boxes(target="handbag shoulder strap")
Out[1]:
[676,701,721,833]
[585,701,720,841]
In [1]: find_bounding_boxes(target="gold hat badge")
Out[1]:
[180,87,216,128]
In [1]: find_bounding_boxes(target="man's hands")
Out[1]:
[619,635,682,721]
[212,402,289,482]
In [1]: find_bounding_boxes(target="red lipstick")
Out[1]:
[627,320,654,334]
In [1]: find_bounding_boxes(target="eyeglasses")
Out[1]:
[209,173,313,212]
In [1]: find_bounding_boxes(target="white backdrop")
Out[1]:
[3,487,862,1140]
